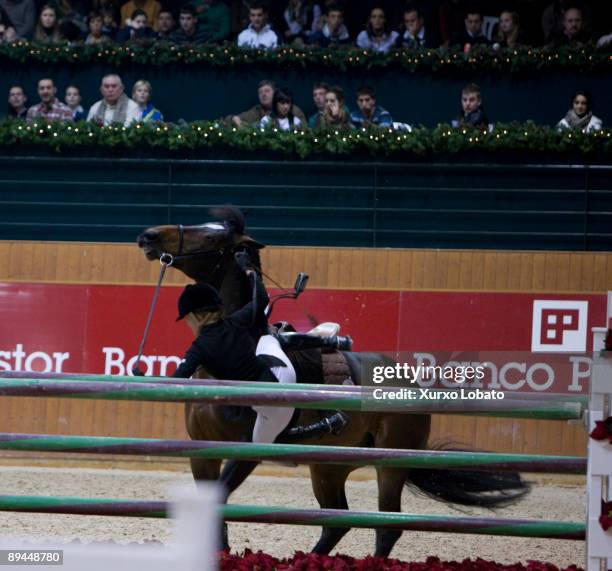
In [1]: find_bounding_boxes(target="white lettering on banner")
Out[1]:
[403,352,592,392]
[412,353,437,387]
[102,347,182,376]
[499,362,526,390]
[568,356,591,392]
[0,344,69,372]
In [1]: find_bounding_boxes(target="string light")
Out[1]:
[0,42,606,72]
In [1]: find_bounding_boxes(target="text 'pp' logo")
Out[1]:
[531,300,588,352]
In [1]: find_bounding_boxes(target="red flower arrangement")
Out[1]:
[590,417,612,443]
[218,550,583,571]
[600,501,612,531]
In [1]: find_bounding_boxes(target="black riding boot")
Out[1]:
[281,411,349,442]
[278,333,353,351]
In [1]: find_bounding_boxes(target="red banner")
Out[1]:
[0,282,605,394]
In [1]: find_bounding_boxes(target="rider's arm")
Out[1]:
[172,337,209,378]
[230,269,269,327]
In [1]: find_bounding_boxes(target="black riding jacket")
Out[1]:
[172,273,277,382]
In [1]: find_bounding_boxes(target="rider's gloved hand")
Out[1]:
[234,251,252,272]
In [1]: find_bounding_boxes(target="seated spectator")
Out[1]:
[100,8,118,38]
[87,74,140,127]
[26,78,73,123]
[557,90,602,133]
[116,9,156,42]
[308,3,349,47]
[282,0,320,44]
[156,9,174,40]
[453,83,489,128]
[397,6,440,49]
[85,12,110,43]
[65,85,85,121]
[0,6,16,42]
[120,0,160,31]
[7,85,27,118]
[350,86,392,129]
[34,5,63,43]
[259,88,302,131]
[237,2,279,49]
[132,79,163,122]
[308,81,329,128]
[170,5,207,44]
[0,0,35,39]
[450,9,490,48]
[230,79,306,127]
[492,10,525,49]
[356,7,398,53]
[550,6,591,46]
[313,85,352,129]
[192,0,231,43]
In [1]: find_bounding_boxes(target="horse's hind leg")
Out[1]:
[374,466,406,557]
[374,414,431,557]
[309,464,353,554]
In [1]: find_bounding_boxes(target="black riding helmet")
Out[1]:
[176,283,223,321]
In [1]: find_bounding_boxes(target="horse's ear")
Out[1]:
[236,234,265,250]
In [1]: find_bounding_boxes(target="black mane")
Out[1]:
[209,205,246,235]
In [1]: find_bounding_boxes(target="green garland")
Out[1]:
[0,119,610,159]
[0,41,610,73]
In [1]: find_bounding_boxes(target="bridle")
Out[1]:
[159,223,229,269]
[133,223,235,375]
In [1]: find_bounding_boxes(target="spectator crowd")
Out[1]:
[6,74,605,134]
[2,1,609,134]
[0,0,610,50]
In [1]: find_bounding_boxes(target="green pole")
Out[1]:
[0,379,585,419]
[0,432,587,474]
[0,495,585,540]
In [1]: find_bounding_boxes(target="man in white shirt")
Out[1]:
[237,2,278,49]
[87,74,141,127]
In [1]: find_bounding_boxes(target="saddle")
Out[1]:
[221,322,354,425]
[278,322,354,387]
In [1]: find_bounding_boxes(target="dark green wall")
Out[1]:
[1,156,610,251]
[2,62,611,127]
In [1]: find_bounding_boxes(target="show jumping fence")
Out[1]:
[0,376,588,420]
[0,332,610,570]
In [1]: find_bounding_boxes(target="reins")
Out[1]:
[133,223,284,375]
[132,253,173,375]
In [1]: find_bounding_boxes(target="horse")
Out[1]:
[137,206,528,557]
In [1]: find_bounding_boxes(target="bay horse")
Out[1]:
[137,206,528,557]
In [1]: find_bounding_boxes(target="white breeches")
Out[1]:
[252,334,296,443]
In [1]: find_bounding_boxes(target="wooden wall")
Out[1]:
[2,241,612,291]
[2,240,611,456]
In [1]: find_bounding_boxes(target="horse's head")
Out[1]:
[137,206,264,287]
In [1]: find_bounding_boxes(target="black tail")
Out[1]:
[406,443,530,508]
